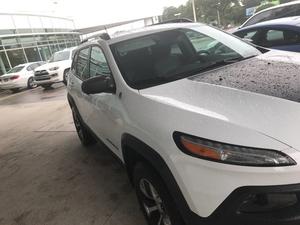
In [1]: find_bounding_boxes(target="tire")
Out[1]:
[10,88,20,93]
[41,84,52,89]
[27,77,37,89]
[71,105,96,146]
[133,163,185,225]
[63,69,70,86]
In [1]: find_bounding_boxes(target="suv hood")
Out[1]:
[35,60,71,71]
[139,50,300,151]
[191,50,300,103]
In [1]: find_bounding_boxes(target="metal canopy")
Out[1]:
[74,17,155,34]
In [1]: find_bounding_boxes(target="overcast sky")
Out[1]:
[1,0,187,28]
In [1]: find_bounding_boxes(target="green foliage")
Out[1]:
[256,3,276,12]
[280,0,295,3]
[162,0,246,27]
[244,0,263,8]
[162,0,297,26]
[162,6,180,21]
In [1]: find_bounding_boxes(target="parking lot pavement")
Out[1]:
[0,84,146,225]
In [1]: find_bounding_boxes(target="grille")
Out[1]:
[35,76,50,81]
[34,70,49,76]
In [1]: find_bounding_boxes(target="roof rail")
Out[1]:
[155,18,193,25]
[80,32,111,44]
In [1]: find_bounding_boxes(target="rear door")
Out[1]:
[68,46,92,122]
[84,45,122,156]
[25,63,38,78]
[20,64,35,86]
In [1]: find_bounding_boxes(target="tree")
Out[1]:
[280,0,295,3]
[243,0,262,8]
[162,6,180,21]
[162,0,245,27]
[256,3,276,12]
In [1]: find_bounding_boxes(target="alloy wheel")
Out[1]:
[139,178,172,225]
[28,77,37,89]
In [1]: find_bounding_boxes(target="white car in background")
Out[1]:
[0,62,45,93]
[34,47,76,89]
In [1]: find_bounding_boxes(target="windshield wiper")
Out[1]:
[134,55,257,89]
[195,55,256,73]
[162,55,257,80]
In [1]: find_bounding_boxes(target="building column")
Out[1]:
[0,54,6,75]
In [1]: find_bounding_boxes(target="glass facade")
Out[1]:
[0,13,80,75]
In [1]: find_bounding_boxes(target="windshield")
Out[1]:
[49,51,70,63]
[6,66,25,74]
[243,4,300,27]
[111,26,261,89]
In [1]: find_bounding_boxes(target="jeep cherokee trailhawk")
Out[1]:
[67,22,300,225]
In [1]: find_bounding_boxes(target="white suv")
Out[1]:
[34,47,76,89]
[67,22,300,225]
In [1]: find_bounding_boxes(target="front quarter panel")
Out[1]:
[127,80,300,217]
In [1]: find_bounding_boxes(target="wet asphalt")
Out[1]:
[0,84,146,225]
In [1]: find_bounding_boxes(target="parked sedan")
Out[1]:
[240,0,300,29]
[0,62,45,92]
[234,16,300,52]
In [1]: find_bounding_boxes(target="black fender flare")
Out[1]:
[121,133,196,224]
[67,93,75,106]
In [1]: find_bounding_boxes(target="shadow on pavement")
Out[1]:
[0,83,67,106]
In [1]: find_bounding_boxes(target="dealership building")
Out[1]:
[0,13,80,75]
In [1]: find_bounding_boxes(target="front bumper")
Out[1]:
[188,183,300,225]
[170,143,300,225]
[34,72,60,85]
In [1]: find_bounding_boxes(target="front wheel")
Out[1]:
[27,77,37,89]
[133,163,185,225]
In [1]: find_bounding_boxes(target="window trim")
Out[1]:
[89,44,113,79]
[89,44,117,94]
[72,43,116,93]
[73,46,91,81]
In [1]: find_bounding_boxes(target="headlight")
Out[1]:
[49,66,59,71]
[173,132,296,167]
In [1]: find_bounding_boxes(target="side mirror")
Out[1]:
[81,76,115,95]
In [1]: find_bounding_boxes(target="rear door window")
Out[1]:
[28,63,41,71]
[27,65,33,71]
[266,30,284,41]
[261,29,300,47]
